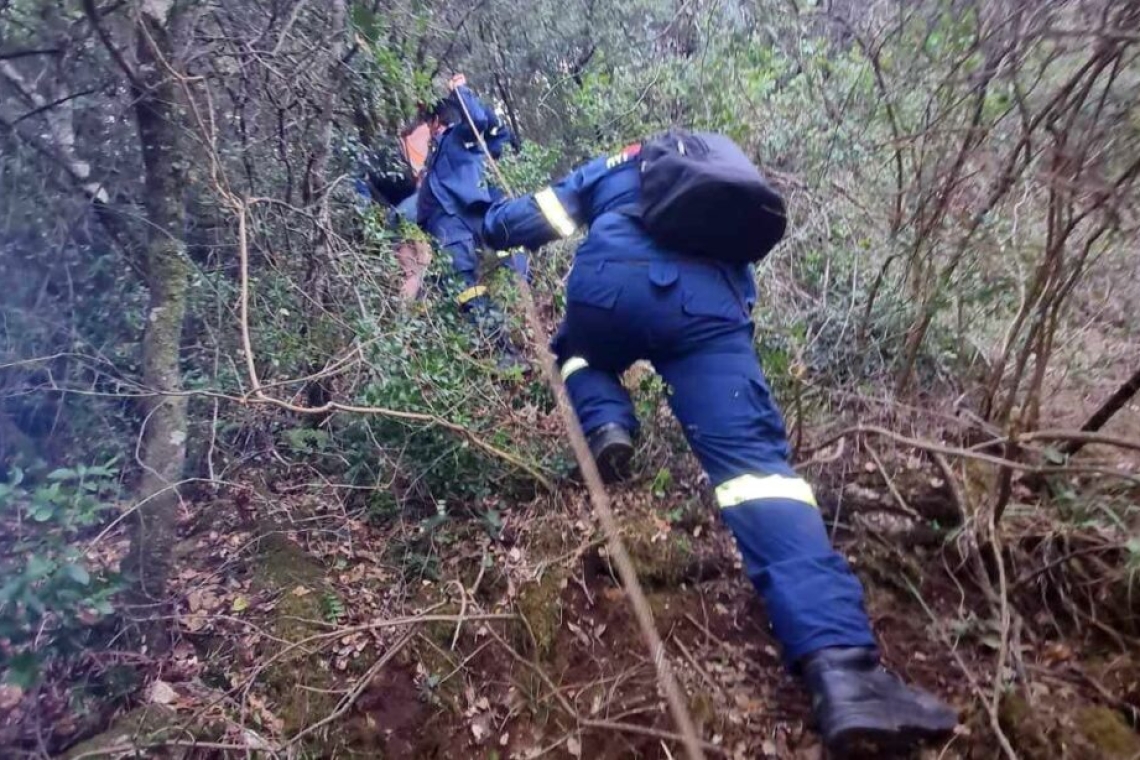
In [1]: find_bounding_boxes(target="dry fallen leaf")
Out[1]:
[149,679,177,705]
[470,714,491,743]
[0,685,24,711]
[567,735,582,757]
[231,595,250,612]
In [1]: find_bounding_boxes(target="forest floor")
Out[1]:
[35,420,1140,760]
[8,269,1140,759]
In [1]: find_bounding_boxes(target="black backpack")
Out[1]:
[635,130,787,264]
[361,136,417,207]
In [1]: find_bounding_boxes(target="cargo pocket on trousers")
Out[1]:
[567,261,623,309]
[680,266,746,321]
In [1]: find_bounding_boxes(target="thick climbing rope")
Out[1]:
[455,94,707,760]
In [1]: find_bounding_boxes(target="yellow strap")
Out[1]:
[560,356,589,380]
[456,285,488,305]
[715,474,817,509]
[535,187,576,237]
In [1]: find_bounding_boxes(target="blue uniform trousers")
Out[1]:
[552,259,876,664]
[424,210,529,321]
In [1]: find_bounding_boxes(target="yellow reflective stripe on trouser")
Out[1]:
[535,188,576,237]
[715,474,817,509]
[456,285,488,305]
[560,356,589,380]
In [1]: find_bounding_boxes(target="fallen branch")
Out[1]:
[68,740,271,760]
[984,429,1140,454]
[803,425,1139,483]
[1011,542,1126,589]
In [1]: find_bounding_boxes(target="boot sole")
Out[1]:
[826,714,956,757]
[596,441,634,484]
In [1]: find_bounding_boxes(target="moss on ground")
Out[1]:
[619,512,696,589]
[63,706,211,759]
[250,530,339,740]
[515,567,567,661]
[1075,706,1140,758]
[999,689,1140,759]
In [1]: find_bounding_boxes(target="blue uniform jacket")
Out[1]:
[482,147,757,316]
[417,86,512,242]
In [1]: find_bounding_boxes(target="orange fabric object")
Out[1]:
[401,123,432,176]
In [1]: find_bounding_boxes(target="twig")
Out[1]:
[450,579,469,650]
[1012,542,1125,589]
[864,441,922,520]
[796,436,845,469]
[674,637,718,693]
[986,492,1016,758]
[68,740,269,760]
[804,424,1139,483]
[904,579,1019,760]
[683,614,726,649]
[986,429,1140,454]
[580,719,726,755]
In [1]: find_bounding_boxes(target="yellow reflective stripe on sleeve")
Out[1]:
[715,474,817,509]
[456,285,488,305]
[560,356,589,380]
[535,188,576,238]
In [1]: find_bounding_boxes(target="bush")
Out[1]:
[0,462,121,688]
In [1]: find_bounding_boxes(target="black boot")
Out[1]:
[585,422,634,484]
[801,647,957,754]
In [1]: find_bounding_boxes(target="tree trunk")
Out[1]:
[121,2,190,619]
[301,0,347,410]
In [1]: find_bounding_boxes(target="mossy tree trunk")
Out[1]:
[121,1,191,623]
[300,0,347,409]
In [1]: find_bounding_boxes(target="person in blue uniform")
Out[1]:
[417,74,528,327]
[482,141,957,753]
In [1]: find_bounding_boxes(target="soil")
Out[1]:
[17,426,1140,759]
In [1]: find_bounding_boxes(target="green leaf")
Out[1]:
[6,652,40,689]
[25,555,52,580]
[63,564,91,586]
[30,504,54,522]
[0,577,24,604]
[46,468,75,481]
[1043,447,1066,465]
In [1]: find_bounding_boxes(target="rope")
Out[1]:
[453,91,707,760]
